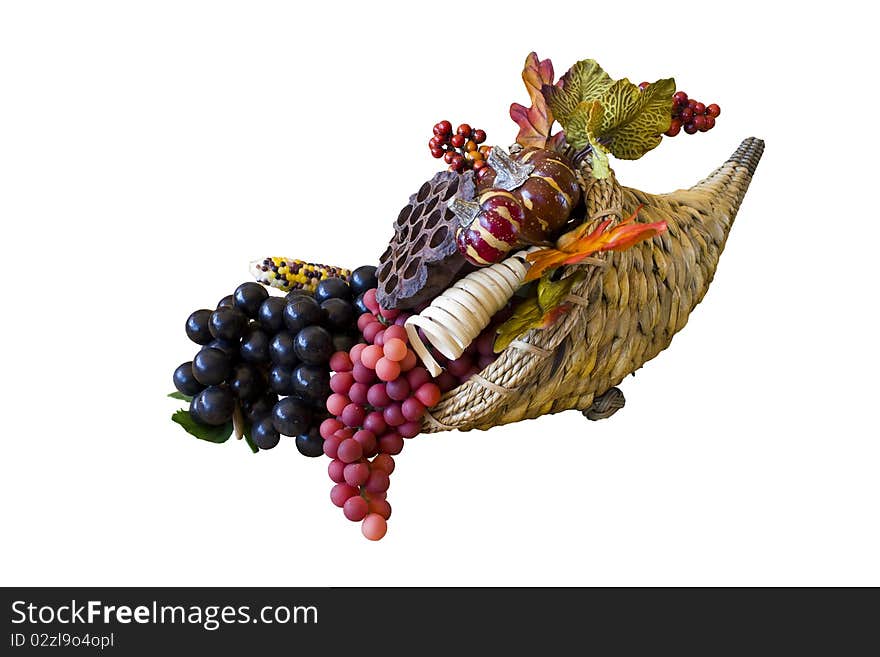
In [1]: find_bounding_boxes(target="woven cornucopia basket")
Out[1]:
[421,137,764,433]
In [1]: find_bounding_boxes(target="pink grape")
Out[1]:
[343,496,369,522]
[376,357,401,382]
[374,330,386,347]
[329,351,353,373]
[326,393,350,416]
[386,377,410,402]
[378,432,404,455]
[393,315,408,326]
[458,366,479,383]
[349,382,369,405]
[399,421,421,438]
[367,383,391,408]
[407,367,431,390]
[323,436,341,459]
[365,469,390,493]
[383,338,407,362]
[414,382,441,407]
[352,429,377,456]
[363,322,384,344]
[402,397,426,422]
[361,344,383,369]
[363,411,387,436]
[363,289,380,313]
[372,454,395,474]
[367,498,391,519]
[399,350,418,372]
[320,418,344,440]
[383,403,404,427]
[357,313,376,332]
[330,483,359,508]
[447,355,472,377]
[352,361,376,384]
[350,343,366,363]
[435,371,457,392]
[341,403,366,428]
[337,438,363,464]
[329,371,354,394]
[475,331,495,356]
[379,306,400,321]
[384,324,407,341]
[328,459,346,484]
[344,462,370,487]
[362,513,388,540]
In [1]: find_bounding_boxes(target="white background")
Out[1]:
[1,1,877,586]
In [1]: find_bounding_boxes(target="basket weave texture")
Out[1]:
[422,137,765,433]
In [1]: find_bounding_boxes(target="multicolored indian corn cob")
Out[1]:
[249,257,351,293]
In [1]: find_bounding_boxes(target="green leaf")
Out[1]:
[560,100,600,150]
[589,78,675,160]
[537,270,585,310]
[494,271,585,352]
[243,423,259,454]
[543,59,613,123]
[493,299,542,353]
[588,137,611,179]
[171,410,233,443]
[168,391,193,402]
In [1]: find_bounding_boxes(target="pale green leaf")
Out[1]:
[589,78,676,160]
[543,59,613,124]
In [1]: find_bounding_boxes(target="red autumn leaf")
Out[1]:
[538,304,572,329]
[509,52,556,149]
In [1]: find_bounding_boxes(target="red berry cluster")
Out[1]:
[321,289,505,540]
[667,90,720,136]
[637,83,720,137]
[429,120,493,178]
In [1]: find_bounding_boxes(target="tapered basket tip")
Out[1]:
[727,137,765,176]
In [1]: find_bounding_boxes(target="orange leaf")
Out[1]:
[602,220,667,252]
[524,204,666,282]
[509,52,556,149]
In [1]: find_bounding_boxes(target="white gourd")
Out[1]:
[404,248,536,376]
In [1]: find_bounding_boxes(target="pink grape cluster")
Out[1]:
[322,289,509,540]
[322,289,443,541]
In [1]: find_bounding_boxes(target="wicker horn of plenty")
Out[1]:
[422,137,765,433]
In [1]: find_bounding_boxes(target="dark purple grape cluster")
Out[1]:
[172,266,378,455]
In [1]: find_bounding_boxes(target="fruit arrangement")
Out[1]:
[169,53,763,540]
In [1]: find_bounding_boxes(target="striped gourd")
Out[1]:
[455,147,581,266]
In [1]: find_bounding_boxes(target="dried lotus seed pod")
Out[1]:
[376,171,476,311]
